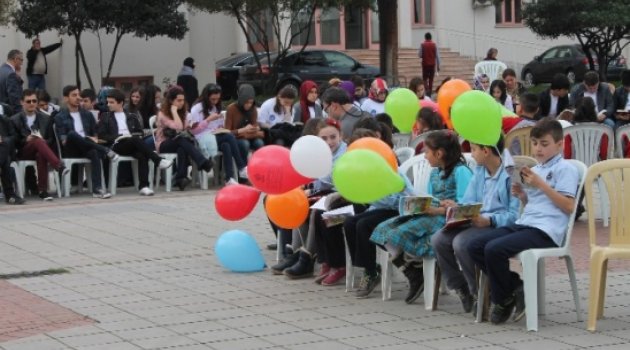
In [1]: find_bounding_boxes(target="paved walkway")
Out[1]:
[0,188,629,350]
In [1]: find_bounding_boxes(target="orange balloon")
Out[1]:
[347,137,397,171]
[265,188,309,229]
[437,79,472,129]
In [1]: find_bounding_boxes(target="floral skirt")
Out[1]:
[370,214,445,257]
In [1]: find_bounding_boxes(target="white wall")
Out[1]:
[0,9,242,100]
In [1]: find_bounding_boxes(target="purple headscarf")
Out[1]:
[339,81,356,102]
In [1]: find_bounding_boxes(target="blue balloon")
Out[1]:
[214,230,265,272]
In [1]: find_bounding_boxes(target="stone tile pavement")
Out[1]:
[0,188,629,350]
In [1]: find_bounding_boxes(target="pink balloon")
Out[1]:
[215,184,261,221]
[419,99,439,112]
[247,145,312,194]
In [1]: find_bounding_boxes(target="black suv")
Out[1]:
[237,49,380,94]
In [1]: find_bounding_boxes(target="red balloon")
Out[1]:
[247,145,312,194]
[419,99,439,112]
[215,184,261,221]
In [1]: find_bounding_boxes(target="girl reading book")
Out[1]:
[370,130,472,304]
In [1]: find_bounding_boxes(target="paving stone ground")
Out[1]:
[0,187,629,350]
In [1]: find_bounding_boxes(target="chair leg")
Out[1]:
[276,230,282,262]
[537,258,546,315]
[475,271,486,323]
[587,252,607,332]
[423,257,435,311]
[597,178,609,228]
[597,259,608,319]
[109,161,118,196]
[148,160,155,191]
[564,255,582,322]
[380,249,392,301]
[432,264,441,311]
[132,160,139,190]
[164,168,172,192]
[521,253,539,332]
[63,163,72,197]
[344,235,353,293]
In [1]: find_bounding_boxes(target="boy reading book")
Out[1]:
[431,134,519,314]
[467,119,579,325]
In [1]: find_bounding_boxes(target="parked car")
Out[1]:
[521,44,627,87]
[237,49,380,94]
[215,52,265,100]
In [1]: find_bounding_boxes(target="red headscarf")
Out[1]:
[300,80,318,123]
[368,78,388,101]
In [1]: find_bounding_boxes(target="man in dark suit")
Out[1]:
[11,89,69,200]
[612,70,630,128]
[539,73,570,118]
[176,57,198,109]
[55,85,119,198]
[0,112,23,204]
[0,50,24,113]
[569,71,615,127]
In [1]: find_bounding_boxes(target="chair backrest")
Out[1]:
[505,126,533,156]
[615,124,630,158]
[474,61,508,82]
[560,159,587,249]
[463,153,477,169]
[409,130,441,152]
[584,159,630,248]
[564,123,613,166]
[148,115,157,144]
[392,133,411,149]
[399,153,433,195]
[512,155,537,169]
[52,125,65,159]
[395,147,414,165]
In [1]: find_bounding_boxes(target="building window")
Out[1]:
[291,8,315,46]
[413,0,433,26]
[496,0,522,25]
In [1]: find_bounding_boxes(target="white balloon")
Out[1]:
[290,135,333,178]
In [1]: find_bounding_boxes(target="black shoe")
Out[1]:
[267,243,278,251]
[456,286,474,313]
[38,191,53,201]
[6,196,25,205]
[390,253,405,268]
[490,297,516,325]
[271,252,299,275]
[402,262,424,304]
[512,285,525,322]
[574,204,585,222]
[355,268,381,299]
[176,178,191,191]
[201,159,214,173]
[283,252,314,279]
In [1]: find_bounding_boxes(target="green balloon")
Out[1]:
[384,88,420,133]
[451,90,502,146]
[332,149,405,204]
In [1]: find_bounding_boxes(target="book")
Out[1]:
[212,128,232,134]
[398,196,434,216]
[30,129,42,139]
[321,205,354,227]
[309,194,341,211]
[442,203,483,230]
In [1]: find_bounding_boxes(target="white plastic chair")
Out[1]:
[10,160,62,198]
[615,123,630,158]
[149,115,178,192]
[463,153,477,169]
[564,123,613,227]
[394,147,414,164]
[474,61,508,82]
[476,160,586,332]
[392,133,411,149]
[108,156,140,195]
[409,130,442,153]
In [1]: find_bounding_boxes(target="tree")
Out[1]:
[187,0,373,93]
[12,0,189,88]
[377,0,397,83]
[0,0,15,25]
[522,0,630,81]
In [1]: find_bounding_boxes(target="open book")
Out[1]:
[398,196,434,216]
[443,203,483,230]
[321,205,354,227]
[30,129,42,139]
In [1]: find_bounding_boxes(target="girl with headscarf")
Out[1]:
[292,80,323,123]
[225,84,264,160]
[360,78,388,116]
[339,80,360,108]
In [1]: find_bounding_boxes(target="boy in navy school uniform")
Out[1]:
[467,118,579,325]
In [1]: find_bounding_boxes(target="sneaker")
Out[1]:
[238,167,248,179]
[176,178,191,191]
[107,150,120,162]
[356,269,381,298]
[226,178,239,186]
[456,287,474,313]
[402,262,424,304]
[92,189,112,199]
[6,196,25,205]
[313,263,331,284]
[490,297,515,325]
[271,252,300,275]
[321,267,346,286]
[512,285,526,322]
[38,191,54,201]
[139,187,154,196]
[158,159,173,170]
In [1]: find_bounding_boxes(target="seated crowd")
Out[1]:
[0,55,629,328]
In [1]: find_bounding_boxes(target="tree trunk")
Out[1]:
[106,30,125,80]
[74,35,81,89]
[377,0,398,84]
[77,40,95,90]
